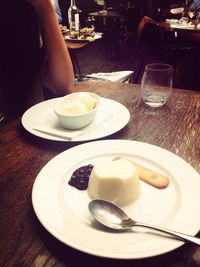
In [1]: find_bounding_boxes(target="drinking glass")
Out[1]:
[141,63,173,108]
[180,10,189,23]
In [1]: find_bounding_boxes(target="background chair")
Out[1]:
[130,16,195,86]
[130,16,162,84]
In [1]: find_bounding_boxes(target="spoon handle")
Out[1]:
[135,222,200,245]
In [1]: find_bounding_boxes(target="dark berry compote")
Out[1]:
[68,164,94,190]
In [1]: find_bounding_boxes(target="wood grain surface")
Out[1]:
[0,80,200,267]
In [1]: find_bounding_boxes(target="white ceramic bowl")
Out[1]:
[54,92,100,130]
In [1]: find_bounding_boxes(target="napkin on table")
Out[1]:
[87,71,133,83]
[33,109,114,140]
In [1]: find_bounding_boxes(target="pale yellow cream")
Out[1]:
[74,92,96,111]
[61,93,96,116]
[61,100,87,115]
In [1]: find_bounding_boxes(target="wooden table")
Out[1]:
[88,10,121,29]
[1,80,200,266]
[88,10,121,19]
[158,20,200,34]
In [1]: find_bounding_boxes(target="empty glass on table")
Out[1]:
[141,63,173,108]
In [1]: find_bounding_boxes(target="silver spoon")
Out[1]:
[89,199,200,245]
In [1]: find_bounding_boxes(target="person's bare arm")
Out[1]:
[28,0,74,95]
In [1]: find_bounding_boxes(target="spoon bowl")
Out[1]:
[89,199,200,245]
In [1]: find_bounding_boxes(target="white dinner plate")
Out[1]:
[32,140,200,259]
[64,33,102,43]
[21,97,130,142]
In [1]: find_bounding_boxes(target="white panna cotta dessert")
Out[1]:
[87,158,141,206]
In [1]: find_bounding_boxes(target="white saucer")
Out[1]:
[32,140,200,259]
[21,97,130,141]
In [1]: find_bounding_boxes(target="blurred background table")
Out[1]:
[0,80,200,266]
[158,20,200,34]
[88,10,121,27]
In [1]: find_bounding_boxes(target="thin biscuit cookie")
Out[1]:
[113,156,169,189]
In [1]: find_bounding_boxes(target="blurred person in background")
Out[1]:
[52,0,62,23]
[0,0,74,121]
[190,0,200,11]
